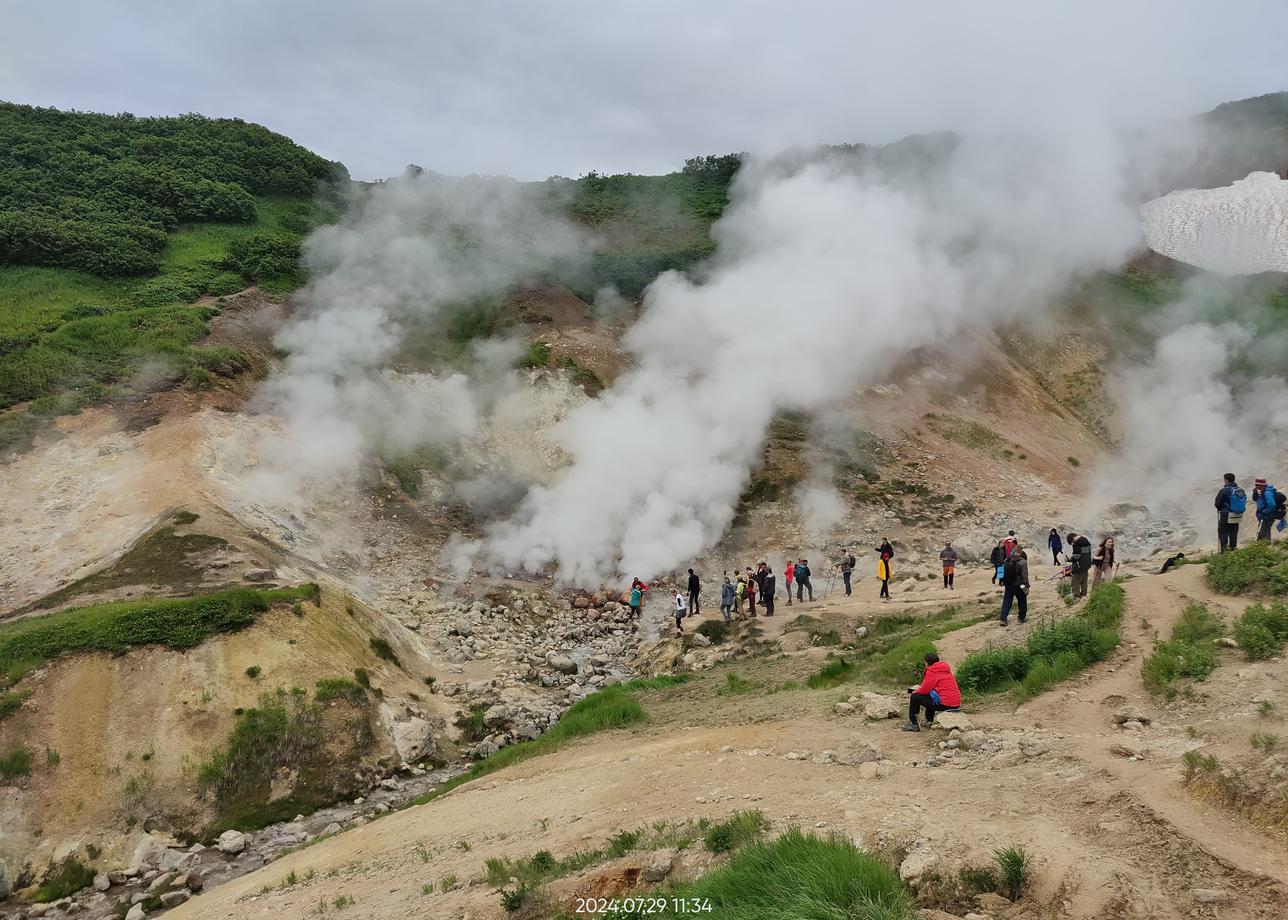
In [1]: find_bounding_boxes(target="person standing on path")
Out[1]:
[1066,533,1092,598]
[687,568,701,615]
[629,578,648,619]
[1048,528,1063,566]
[795,559,814,602]
[876,551,892,601]
[1003,531,1017,558]
[836,547,856,596]
[745,566,758,616]
[734,573,747,619]
[783,555,795,606]
[998,545,1030,626]
[1216,472,1246,552]
[939,542,957,589]
[1091,537,1116,589]
[673,591,687,637]
[1253,478,1280,542]
[761,569,776,616]
[990,541,1006,584]
[719,576,735,622]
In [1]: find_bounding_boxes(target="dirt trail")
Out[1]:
[165,566,1288,920]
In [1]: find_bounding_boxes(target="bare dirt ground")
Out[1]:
[165,564,1288,920]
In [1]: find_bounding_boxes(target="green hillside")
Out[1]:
[0,104,346,453]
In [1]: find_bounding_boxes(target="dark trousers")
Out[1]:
[1258,518,1274,542]
[797,577,813,601]
[943,570,954,588]
[1000,586,1027,623]
[1218,519,1240,552]
[909,692,945,724]
[1052,549,1060,565]
[879,578,890,598]
[762,594,775,616]
[688,590,700,614]
[842,570,852,595]
[1070,570,1088,598]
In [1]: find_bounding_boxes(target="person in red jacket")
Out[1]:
[902,652,961,732]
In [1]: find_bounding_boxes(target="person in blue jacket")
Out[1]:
[1253,478,1280,542]
[1047,528,1063,566]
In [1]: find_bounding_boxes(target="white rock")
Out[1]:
[93,873,111,892]
[216,830,247,855]
[1191,888,1229,904]
[898,847,939,881]
[835,702,855,715]
[160,890,191,908]
[125,906,146,920]
[642,849,677,883]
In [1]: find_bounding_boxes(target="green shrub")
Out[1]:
[702,810,767,854]
[955,645,1032,694]
[1016,651,1084,700]
[871,637,937,687]
[1142,640,1217,693]
[226,232,301,282]
[0,744,34,780]
[520,341,551,368]
[718,673,758,696]
[695,620,729,644]
[314,677,367,705]
[608,829,641,858]
[994,846,1031,901]
[806,655,856,689]
[1208,542,1288,596]
[1082,583,1125,628]
[1233,602,1288,659]
[1172,603,1224,645]
[618,828,915,919]
[0,688,31,720]
[245,665,262,680]
[33,858,95,902]
[369,637,400,666]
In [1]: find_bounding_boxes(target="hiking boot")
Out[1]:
[999,620,1008,627]
[901,722,920,732]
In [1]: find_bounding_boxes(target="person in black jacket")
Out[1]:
[989,541,1005,585]
[687,568,701,615]
[1066,532,1093,598]
[1215,472,1242,552]
[761,568,776,616]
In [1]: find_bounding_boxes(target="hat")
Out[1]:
[1255,478,1267,487]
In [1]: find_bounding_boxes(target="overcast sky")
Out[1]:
[2,1,1286,181]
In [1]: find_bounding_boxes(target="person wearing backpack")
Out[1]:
[1066,532,1092,598]
[1253,478,1280,542]
[989,541,1006,584]
[835,547,856,596]
[1216,472,1246,552]
[720,576,736,622]
[998,545,1030,626]
[795,559,814,602]
[1048,528,1063,566]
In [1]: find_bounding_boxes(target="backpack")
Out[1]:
[1229,486,1247,515]
[1003,556,1022,585]
[1277,489,1288,520]
[1071,542,1091,574]
[845,554,856,569]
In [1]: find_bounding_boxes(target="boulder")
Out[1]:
[898,847,938,881]
[573,595,592,609]
[147,872,174,892]
[243,568,275,582]
[125,906,146,920]
[1113,709,1151,726]
[975,892,1014,913]
[158,848,197,872]
[547,653,578,674]
[835,702,855,715]
[935,711,973,731]
[93,873,111,892]
[690,633,711,647]
[216,829,247,855]
[379,704,437,762]
[642,849,677,883]
[1020,738,1049,758]
[960,730,988,750]
[160,890,190,908]
[860,692,900,720]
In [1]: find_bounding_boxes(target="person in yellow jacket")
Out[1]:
[877,552,892,601]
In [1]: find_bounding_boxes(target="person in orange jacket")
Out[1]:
[902,653,961,732]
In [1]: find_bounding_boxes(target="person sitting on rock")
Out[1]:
[902,653,962,732]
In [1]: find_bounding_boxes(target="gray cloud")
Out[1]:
[2,1,1286,179]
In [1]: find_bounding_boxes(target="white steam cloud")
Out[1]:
[487,129,1147,584]
[245,173,586,507]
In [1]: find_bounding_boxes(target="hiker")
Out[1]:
[877,538,895,561]
[673,591,687,637]
[1159,552,1185,575]
[1067,533,1092,598]
[999,544,1030,626]
[1215,472,1246,552]
[1048,528,1063,566]
[902,653,962,732]
[745,567,758,616]
[783,555,795,606]
[629,578,648,618]
[1253,478,1283,542]
[720,576,735,622]
[687,568,701,615]
[1003,530,1017,558]
[876,550,892,601]
[795,559,814,602]
[836,547,856,596]
[761,568,776,616]
[734,573,748,619]
[939,542,957,589]
[989,541,1005,584]
[1091,536,1116,589]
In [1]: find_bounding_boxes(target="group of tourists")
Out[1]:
[1216,473,1286,552]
